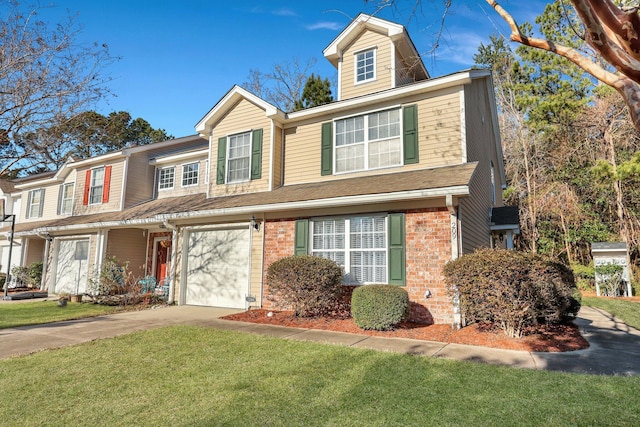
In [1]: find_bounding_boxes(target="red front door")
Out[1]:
[155,241,170,284]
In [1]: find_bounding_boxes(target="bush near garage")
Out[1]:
[266,255,345,317]
[443,248,580,338]
[351,285,410,331]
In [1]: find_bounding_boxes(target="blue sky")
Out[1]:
[37,1,546,137]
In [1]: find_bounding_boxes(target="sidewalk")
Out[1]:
[1,304,639,375]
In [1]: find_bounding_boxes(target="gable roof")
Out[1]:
[323,13,428,79]
[195,85,285,135]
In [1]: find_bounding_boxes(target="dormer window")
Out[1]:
[355,48,376,83]
[182,162,199,187]
[158,167,175,191]
[227,132,251,183]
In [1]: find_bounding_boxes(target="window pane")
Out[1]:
[336,144,364,173]
[369,138,401,169]
[158,167,175,190]
[227,132,251,182]
[182,162,199,186]
[89,168,105,204]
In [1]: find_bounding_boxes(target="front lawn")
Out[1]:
[581,296,640,330]
[0,301,122,329]
[0,326,638,426]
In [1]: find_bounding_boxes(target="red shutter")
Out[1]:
[83,170,91,205]
[102,165,112,203]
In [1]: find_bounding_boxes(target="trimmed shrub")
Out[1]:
[28,261,43,288]
[443,248,580,338]
[266,255,344,317]
[351,285,409,331]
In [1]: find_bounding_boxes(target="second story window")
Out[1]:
[182,162,199,187]
[26,188,45,219]
[335,108,401,173]
[59,183,74,215]
[89,167,105,204]
[355,48,375,83]
[82,166,111,206]
[158,167,175,191]
[227,132,251,183]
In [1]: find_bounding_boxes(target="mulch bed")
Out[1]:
[222,309,589,353]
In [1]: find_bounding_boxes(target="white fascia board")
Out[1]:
[158,185,470,221]
[64,151,127,169]
[123,134,205,155]
[490,224,520,233]
[324,14,403,63]
[28,217,164,235]
[196,85,285,134]
[149,149,209,166]
[14,177,61,190]
[286,70,487,123]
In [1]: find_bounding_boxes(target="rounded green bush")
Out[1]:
[266,255,344,317]
[351,285,409,331]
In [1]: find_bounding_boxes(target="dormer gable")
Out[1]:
[323,13,429,101]
[195,85,285,136]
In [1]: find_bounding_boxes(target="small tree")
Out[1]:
[293,74,333,111]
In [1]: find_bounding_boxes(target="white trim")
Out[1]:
[180,161,200,188]
[149,149,208,166]
[269,119,275,191]
[354,47,377,85]
[120,157,129,210]
[157,166,176,191]
[337,55,343,100]
[390,41,396,88]
[459,90,467,163]
[50,234,92,295]
[160,185,470,221]
[58,182,75,216]
[287,70,487,123]
[88,166,106,206]
[225,130,252,184]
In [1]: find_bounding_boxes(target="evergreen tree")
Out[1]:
[293,74,334,111]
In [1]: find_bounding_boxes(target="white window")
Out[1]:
[335,108,401,173]
[158,167,175,191]
[27,189,44,218]
[355,48,375,83]
[59,183,74,215]
[312,216,387,285]
[182,162,199,187]
[227,132,251,183]
[89,167,104,205]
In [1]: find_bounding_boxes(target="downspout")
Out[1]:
[36,232,52,291]
[163,220,178,304]
[446,194,462,328]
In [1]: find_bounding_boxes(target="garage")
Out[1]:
[184,227,250,308]
[54,238,90,295]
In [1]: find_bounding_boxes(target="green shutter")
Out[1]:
[403,104,419,164]
[216,137,226,185]
[321,122,333,176]
[388,213,406,286]
[251,128,263,180]
[294,219,309,255]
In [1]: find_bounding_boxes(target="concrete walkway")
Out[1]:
[1,304,639,376]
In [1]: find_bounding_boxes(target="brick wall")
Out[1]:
[262,209,456,325]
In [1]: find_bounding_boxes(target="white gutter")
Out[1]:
[160,185,470,221]
[268,119,275,191]
[162,220,178,304]
[30,217,163,234]
[149,149,208,166]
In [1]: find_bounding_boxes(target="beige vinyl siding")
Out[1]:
[340,29,393,100]
[124,152,155,208]
[249,225,263,307]
[105,228,147,278]
[75,158,126,215]
[24,238,45,266]
[272,125,284,188]
[460,78,500,253]
[156,158,208,199]
[284,87,462,185]
[209,98,272,197]
[21,182,59,222]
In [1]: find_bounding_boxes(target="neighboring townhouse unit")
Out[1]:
[1,14,518,324]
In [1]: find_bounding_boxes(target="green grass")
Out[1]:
[0,301,122,329]
[0,326,639,426]
[581,296,640,330]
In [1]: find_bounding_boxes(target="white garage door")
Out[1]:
[54,239,90,295]
[185,227,250,308]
